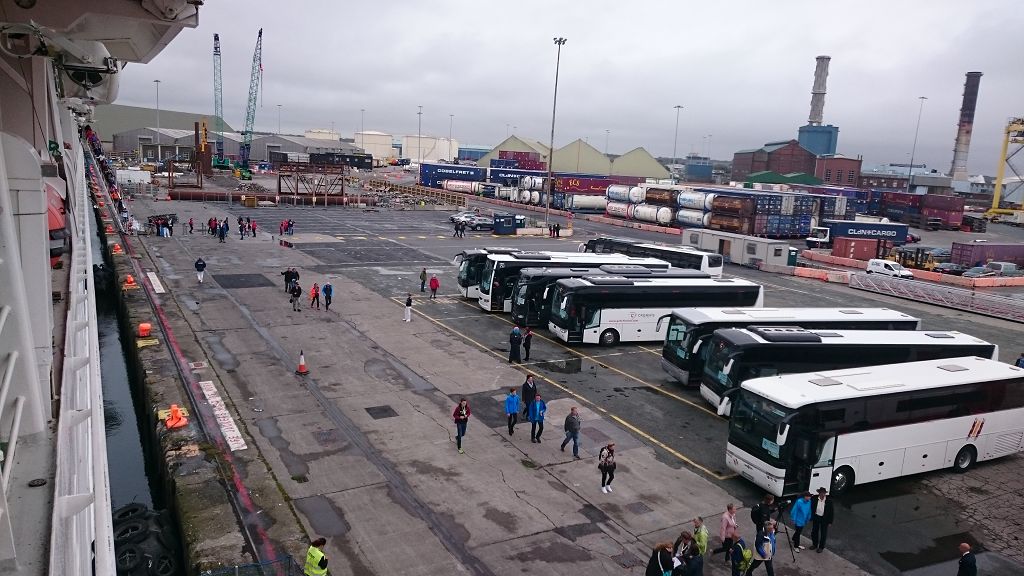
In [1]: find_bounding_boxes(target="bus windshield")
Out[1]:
[729,391,793,468]
[479,260,496,295]
[457,258,476,288]
[514,283,530,307]
[663,317,695,363]
[704,338,737,390]
[550,289,571,325]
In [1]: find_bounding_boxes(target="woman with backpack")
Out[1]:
[645,542,674,576]
[598,442,616,493]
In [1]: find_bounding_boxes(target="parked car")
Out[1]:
[466,215,494,231]
[906,232,922,243]
[866,258,914,279]
[985,261,1023,276]
[933,262,967,276]
[449,211,476,223]
[927,247,952,259]
[962,267,996,278]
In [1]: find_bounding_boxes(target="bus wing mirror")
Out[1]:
[776,423,790,446]
[717,397,731,417]
[577,242,586,253]
[543,287,549,300]
[655,314,672,331]
[722,358,734,375]
[693,336,707,355]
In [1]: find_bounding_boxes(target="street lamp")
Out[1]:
[605,129,610,155]
[153,79,161,160]
[276,104,282,134]
[706,134,713,159]
[360,108,365,151]
[907,96,928,193]
[449,114,454,162]
[417,105,423,164]
[545,37,567,228]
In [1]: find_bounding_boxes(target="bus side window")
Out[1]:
[814,436,836,468]
[584,308,601,329]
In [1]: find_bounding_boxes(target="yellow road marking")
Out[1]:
[418,235,428,239]
[353,236,367,240]
[398,236,406,239]
[449,298,718,418]
[396,297,734,480]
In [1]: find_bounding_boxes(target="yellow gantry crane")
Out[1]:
[986,117,1024,218]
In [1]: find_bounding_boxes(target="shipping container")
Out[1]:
[488,167,546,186]
[921,207,964,228]
[831,237,892,261]
[644,188,676,206]
[629,187,647,204]
[711,195,755,216]
[676,209,712,228]
[420,163,486,184]
[709,214,753,235]
[490,158,518,169]
[555,176,610,194]
[606,184,633,202]
[950,242,1024,267]
[921,194,965,211]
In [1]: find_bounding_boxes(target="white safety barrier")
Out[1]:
[849,272,1024,323]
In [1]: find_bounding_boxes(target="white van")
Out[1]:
[866,259,914,279]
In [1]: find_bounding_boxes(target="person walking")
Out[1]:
[729,529,752,576]
[509,326,523,363]
[645,542,673,576]
[281,268,295,292]
[279,220,286,236]
[504,388,520,436]
[459,221,466,238]
[522,327,533,361]
[288,219,295,235]
[520,375,537,419]
[789,492,812,552]
[560,406,582,459]
[419,268,428,292]
[194,257,207,284]
[528,393,546,443]
[957,543,977,576]
[746,521,776,576]
[429,274,440,299]
[554,222,561,237]
[712,504,739,561]
[218,220,227,243]
[693,516,710,558]
[548,224,554,238]
[322,281,334,311]
[673,531,696,561]
[750,494,775,532]
[309,282,321,310]
[290,282,303,312]
[1015,352,1024,368]
[404,293,413,322]
[251,220,258,237]
[453,221,460,238]
[188,217,194,234]
[453,398,470,454]
[598,442,616,493]
[810,487,834,553]
[303,537,329,576]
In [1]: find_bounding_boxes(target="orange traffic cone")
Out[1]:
[105,224,114,234]
[165,404,188,429]
[97,200,105,207]
[111,243,123,255]
[295,350,310,375]
[123,274,137,289]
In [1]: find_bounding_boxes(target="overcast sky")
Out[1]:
[116,0,1021,174]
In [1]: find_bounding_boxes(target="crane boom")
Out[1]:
[212,33,227,167]
[237,28,263,175]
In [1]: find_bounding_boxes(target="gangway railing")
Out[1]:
[849,273,1024,323]
[48,144,115,575]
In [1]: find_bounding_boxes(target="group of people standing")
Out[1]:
[281,267,333,312]
[207,217,230,242]
[419,268,440,298]
[508,326,533,363]
[236,216,258,238]
[279,219,295,236]
[547,223,562,237]
[452,220,469,238]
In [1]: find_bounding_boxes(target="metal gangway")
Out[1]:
[849,273,1024,323]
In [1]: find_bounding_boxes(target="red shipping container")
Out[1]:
[555,177,609,193]
[498,151,512,160]
[832,237,891,261]
[711,196,755,216]
[921,207,964,227]
[921,194,965,211]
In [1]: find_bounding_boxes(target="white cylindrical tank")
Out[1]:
[676,209,712,227]
[497,186,517,200]
[518,189,532,203]
[628,186,646,204]
[441,180,475,193]
[606,184,632,202]
[520,176,546,191]
[530,191,541,205]
[568,195,607,211]
[676,191,716,211]
[810,216,818,228]
[633,204,673,225]
[606,201,630,218]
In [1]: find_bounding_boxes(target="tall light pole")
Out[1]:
[360,108,365,150]
[449,114,454,162]
[506,123,510,138]
[545,37,567,228]
[672,105,683,182]
[605,129,610,155]
[417,105,423,164]
[153,79,161,160]
[276,104,282,134]
[906,96,928,193]
[706,134,713,159]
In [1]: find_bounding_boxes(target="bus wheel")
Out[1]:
[599,329,619,346]
[831,466,855,495]
[953,446,976,472]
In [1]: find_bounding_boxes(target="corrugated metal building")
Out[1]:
[401,135,458,163]
[355,131,398,160]
[95,103,233,152]
[475,136,551,168]
[477,136,670,179]
[611,147,670,179]
[553,139,610,174]
[113,127,244,161]
[253,135,363,162]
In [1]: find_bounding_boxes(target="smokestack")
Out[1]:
[950,71,983,181]
[807,55,831,126]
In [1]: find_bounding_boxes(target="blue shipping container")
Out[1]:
[420,163,486,183]
[489,159,518,169]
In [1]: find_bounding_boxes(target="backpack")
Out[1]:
[734,541,753,573]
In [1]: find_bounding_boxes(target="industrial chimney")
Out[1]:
[807,55,831,126]
[949,71,983,181]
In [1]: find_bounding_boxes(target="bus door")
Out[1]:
[784,431,836,496]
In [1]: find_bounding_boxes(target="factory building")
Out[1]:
[476,136,670,179]
[253,135,363,162]
[355,131,399,160]
[112,127,244,162]
[814,154,863,186]
[731,140,816,183]
[94,103,233,154]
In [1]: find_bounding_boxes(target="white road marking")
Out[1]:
[146,271,166,294]
[198,380,248,451]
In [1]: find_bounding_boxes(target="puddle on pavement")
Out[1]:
[538,356,583,374]
[204,333,239,371]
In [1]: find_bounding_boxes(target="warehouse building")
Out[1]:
[112,127,244,162]
[253,135,363,162]
[402,135,459,163]
[814,154,863,186]
[477,136,670,180]
[457,145,491,162]
[97,104,232,155]
[355,131,398,160]
[731,140,816,183]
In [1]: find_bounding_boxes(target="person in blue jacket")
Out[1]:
[789,492,812,551]
[728,529,748,576]
[504,388,520,436]
[528,393,547,443]
[747,521,776,576]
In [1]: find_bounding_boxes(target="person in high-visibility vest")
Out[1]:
[304,537,328,576]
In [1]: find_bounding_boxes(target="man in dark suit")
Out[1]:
[957,542,977,576]
[810,487,835,553]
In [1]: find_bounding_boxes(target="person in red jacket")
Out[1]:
[309,282,320,310]
[453,398,470,454]
[428,274,440,299]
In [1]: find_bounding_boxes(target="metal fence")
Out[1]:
[201,555,303,576]
[849,272,1024,323]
